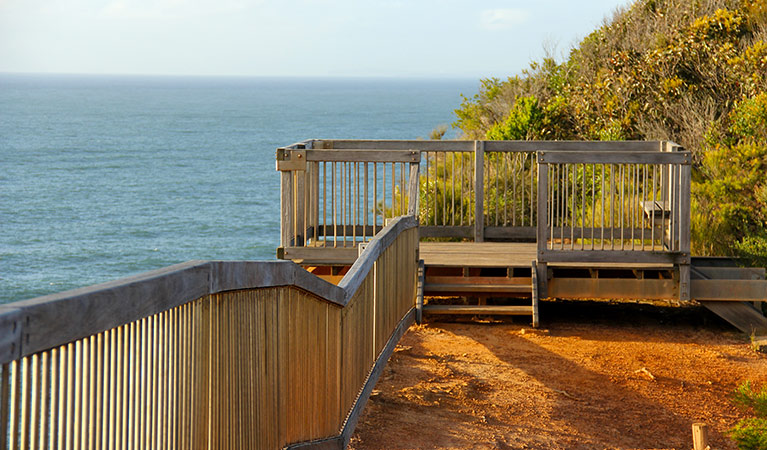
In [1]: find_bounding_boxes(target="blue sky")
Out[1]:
[0,0,631,78]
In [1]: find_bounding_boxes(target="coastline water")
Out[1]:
[0,74,476,303]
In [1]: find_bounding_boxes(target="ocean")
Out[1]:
[0,74,477,303]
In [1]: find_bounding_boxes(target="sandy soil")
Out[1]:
[349,302,767,450]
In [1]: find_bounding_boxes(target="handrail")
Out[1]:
[0,214,419,449]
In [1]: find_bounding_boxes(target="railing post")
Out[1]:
[407,162,420,217]
[474,140,484,242]
[276,142,310,252]
[679,151,692,302]
[279,167,294,250]
[536,155,549,298]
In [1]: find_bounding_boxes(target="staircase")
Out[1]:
[691,259,767,337]
[419,260,540,327]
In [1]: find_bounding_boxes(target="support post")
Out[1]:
[416,260,424,325]
[536,157,549,299]
[280,170,294,250]
[692,423,709,450]
[474,140,485,242]
[679,156,691,302]
[531,261,540,328]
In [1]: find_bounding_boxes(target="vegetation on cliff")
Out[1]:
[454,0,767,260]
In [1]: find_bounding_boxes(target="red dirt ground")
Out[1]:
[349,302,767,450]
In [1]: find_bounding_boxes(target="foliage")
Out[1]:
[693,93,767,258]
[452,0,767,257]
[730,381,767,450]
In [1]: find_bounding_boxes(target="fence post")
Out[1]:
[692,423,709,450]
[678,146,691,302]
[279,164,294,250]
[536,156,549,298]
[474,141,485,242]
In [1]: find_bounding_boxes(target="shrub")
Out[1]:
[730,381,767,450]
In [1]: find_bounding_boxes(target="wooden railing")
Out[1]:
[0,217,418,450]
[277,140,419,264]
[278,140,689,245]
[535,142,692,300]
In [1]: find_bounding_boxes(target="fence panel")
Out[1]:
[0,219,418,450]
[536,150,691,264]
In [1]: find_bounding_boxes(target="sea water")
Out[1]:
[0,74,477,303]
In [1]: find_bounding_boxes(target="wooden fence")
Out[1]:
[277,140,420,264]
[279,140,690,250]
[0,217,419,450]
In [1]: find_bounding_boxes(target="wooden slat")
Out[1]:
[693,267,765,280]
[315,139,664,152]
[548,278,677,300]
[419,226,473,238]
[423,305,532,315]
[539,151,691,164]
[691,279,767,301]
[424,284,532,294]
[699,301,767,335]
[305,150,419,163]
[540,250,688,264]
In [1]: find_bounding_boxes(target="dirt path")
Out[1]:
[350,303,767,450]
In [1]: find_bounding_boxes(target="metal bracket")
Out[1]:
[276,148,307,171]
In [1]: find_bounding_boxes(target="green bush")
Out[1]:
[453,0,767,258]
[730,381,767,450]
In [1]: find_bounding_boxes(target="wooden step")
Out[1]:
[424,284,532,294]
[424,276,533,294]
[423,304,532,315]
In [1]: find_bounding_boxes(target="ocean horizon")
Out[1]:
[0,73,478,303]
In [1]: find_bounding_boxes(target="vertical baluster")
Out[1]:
[650,164,663,251]
[591,163,596,251]
[60,343,69,450]
[498,153,501,226]
[548,161,554,250]
[561,164,566,251]
[392,162,396,221]
[441,154,446,226]
[401,161,406,217]
[353,162,358,244]
[451,153,456,227]
[341,162,346,247]
[460,152,464,226]
[581,163,585,251]
[382,162,387,227]
[601,164,605,250]
[373,162,378,232]
[642,164,647,250]
[660,163,666,250]
[73,340,83,450]
[570,164,575,251]
[39,352,50,450]
[364,162,368,241]
[425,153,430,225]
[610,164,615,250]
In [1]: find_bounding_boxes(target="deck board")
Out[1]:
[420,242,674,269]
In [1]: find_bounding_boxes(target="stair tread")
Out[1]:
[423,304,532,315]
[424,283,532,293]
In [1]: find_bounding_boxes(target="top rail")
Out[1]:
[311,139,665,152]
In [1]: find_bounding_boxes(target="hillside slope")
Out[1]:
[454,0,767,258]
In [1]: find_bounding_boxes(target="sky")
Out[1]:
[0,0,632,78]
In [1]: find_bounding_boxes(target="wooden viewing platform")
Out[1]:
[277,139,767,335]
[0,139,765,450]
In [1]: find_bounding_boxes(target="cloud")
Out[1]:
[480,8,530,30]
